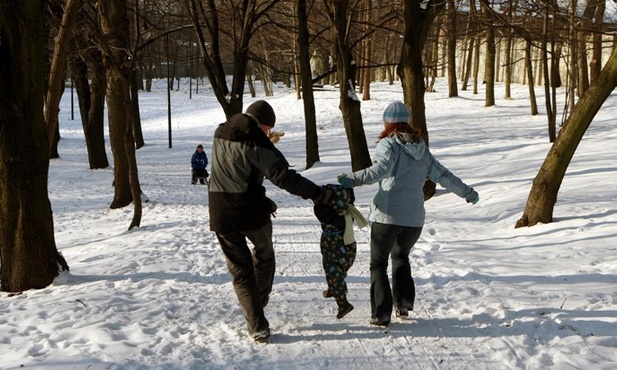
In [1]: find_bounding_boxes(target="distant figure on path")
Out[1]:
[191,144,208,185]
[310,50,325,85]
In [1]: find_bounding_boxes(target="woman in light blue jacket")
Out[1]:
[337,101,479,327]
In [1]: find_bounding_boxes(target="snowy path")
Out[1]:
[4,158,615,370]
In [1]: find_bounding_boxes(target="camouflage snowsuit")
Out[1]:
[314,184,357,300]
[319,222,357,299]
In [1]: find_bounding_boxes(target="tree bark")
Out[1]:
[542,0,557,142]
[525,40,538,116]
[589,0,605,83]
[361,0,373,101]
[446,0,458,97]
[297,0,320,169]
[472,31,480,95]
[324,0,371,172]
[482,1,495,107]
[70,51,110,169]
[516,44,617,228]
[130,69,145,149]
[45,0,80,160]
[503,0,515,100]
[98,0,143,229]
[504,35,512,99]
[0,1,69,292]
[461,25,475,91]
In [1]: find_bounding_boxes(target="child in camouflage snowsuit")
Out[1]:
[314,184,367,319]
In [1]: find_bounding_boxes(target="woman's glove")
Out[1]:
[466,190,479,205]
[337,173,354,188]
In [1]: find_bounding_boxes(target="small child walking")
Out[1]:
[191,144,209,185]
[314,184,367,319]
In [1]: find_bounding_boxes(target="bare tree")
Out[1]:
[446,0,458,97]
[460,6,478,92]
[130,0,145,149]
[98,0,143,229]
[297,0,320,169]
[70,48,110,169]
[542,0,558,142]
[588,0,605,83]
[481,0,495,107]
[516,45,617,228]
[0,1,70,292]
[360,0,374,101]
[502,0,515,100]
[576,0,590,97]
[66,2,111,170]
[323,0,372,171]
[185,0,279,118]
[524,39,538,115]
[45,0,81,160]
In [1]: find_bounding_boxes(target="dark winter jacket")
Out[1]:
[208,113,321,233]
[191,150,208,170]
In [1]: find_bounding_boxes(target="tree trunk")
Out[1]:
[45,0,80,160]
[297,0,320,169]
[504,0,515,99]
[461,34,475,91]
[361,0,373,101]
[525,40,538,116]
[131,69,145,149]
[325,0,371,172]
[482,1,495,107]
[446,0,458,97]
[0,1,69,292]
[98,0,142,223]
[541,2,556,142]
[516,45,617,228]
[472,32,480,95]
[504,35,512,99]
[568,0,579,112]
[426,18,441,93]
[70,52,110,169]
[590,0,605,83]
[577,0,596,97]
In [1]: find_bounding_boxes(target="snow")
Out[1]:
[2,77,617,369]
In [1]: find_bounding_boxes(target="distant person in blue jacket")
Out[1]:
[337,101,479,328]
[191,144,209,185]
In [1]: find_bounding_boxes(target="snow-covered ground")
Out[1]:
[1,77,616,369]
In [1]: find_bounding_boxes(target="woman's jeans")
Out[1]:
[370,222,422,321]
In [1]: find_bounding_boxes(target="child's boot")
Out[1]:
[336,297,354,319]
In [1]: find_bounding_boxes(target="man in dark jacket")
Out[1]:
[208,100,334,343]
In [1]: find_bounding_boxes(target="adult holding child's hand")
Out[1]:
[337,101,479,328]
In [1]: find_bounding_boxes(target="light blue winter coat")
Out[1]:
[347,133,475,227]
